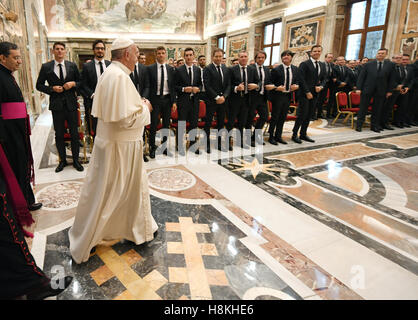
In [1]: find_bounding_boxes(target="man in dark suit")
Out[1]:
[197,55,207,104]
[79,40,111,140]
[130,47,150,161]
[269,50,300,145]
[397,55,418,127]
[356,48,397,132]
[381,54,404,130]
[248,50,274,147]
[147,46,176,158]
[203,48,231,153]
[174,48,202,155]
[36,42,83,172]
[334,56,350,95]
[228,50,260,150]
[346,60,359,92]
[317,53,337,119]
[292,44,326,143]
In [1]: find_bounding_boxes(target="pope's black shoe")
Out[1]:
[26,276,73,300]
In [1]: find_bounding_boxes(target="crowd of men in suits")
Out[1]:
[35,40,418,170]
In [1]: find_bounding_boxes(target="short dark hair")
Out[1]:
[402,53,410,57]
[212,48,224,57]
[255,51,267,59]
[311,44,322,51]
[325,53,334,58]
[0,41,18,57]
[92,39,105,50]
[198,55,205,60]
[184,47,194,56]
[156,46,166,52]
[53,42,66,50]
[378,48,388,53]
[139,52,145,56]
[281,50,294,58]
[232,58,238,62]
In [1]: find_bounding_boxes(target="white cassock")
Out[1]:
[69,61,158,264]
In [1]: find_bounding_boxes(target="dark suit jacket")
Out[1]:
[229,64,260,101]
[356,60,396,95]
[250,64,272,101]
[130,63,150,99]
[270,64,300,99]
[334,65,350,87]
[147,63,176,104]
[174,64,202,104]
[403,62,418,89]
[203,63,231,102]
[345,68,358,90]
[79,59,111,100]
[298,59,326,95]
[36,60,81,112]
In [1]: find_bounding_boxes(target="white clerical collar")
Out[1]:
[112,61,131,75]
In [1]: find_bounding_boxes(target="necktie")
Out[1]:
[259,67,264,94]
[341,66,345,78]
[378,61,382,73]
[188,67,192,86]
[315,61,319,76]
[242,67,247,94]
[285,67,290,92]
[404,66,408,79]
[58,63,64,82]
[134,65,139,83]
[216,65,223,82]
[99,61,104,75]
[160,65,164,96]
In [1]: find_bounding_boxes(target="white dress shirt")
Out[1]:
[256,64,265,94]
[283,64,293,93]
[157,62,169,95]
[310,57,321,76]
[95,59,107,80]
[54,60,66,80]
[235,65,248,94]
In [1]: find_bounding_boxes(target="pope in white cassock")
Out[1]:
[69,38,158,264]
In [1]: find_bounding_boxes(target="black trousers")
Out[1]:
[405,89,418,123]
[357,92,386,129]
[84,98,97,137]
[149,95,172,149]
[293,92,319,137]
[227,94,250,137]
[381,91,400,126]
[52,107,80,162]
[393,93,408,125]
[177,95,199,151]
[270,92,291,138]
[204,100,226,144]
[246,94,268,132]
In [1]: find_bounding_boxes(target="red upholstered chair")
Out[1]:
[264,101,273,134]
[289,91,298,115]
[332,91,359,128]
[63,108,87,163]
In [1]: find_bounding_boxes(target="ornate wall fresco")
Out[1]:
[284,16,325,52]
[205,0,280,27]
[395,0,418,60]
[44,0,198,34]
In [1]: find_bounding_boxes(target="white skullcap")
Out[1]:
[111,38,134,51]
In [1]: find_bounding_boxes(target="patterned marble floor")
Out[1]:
[27,110,418,300]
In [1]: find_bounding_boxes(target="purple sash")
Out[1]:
[1,102,27,120]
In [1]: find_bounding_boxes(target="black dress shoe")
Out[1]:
[29,203,42,211]
[300,136,315,143]
[393,123,403,128]
[73,160,84,172]
[275,137,288,145]
[404,123,411,128]
[411,121,418,126]
[149,148,156,159]
[292,136,302,144]
[143,154,149,162]
[355,127,362,132]
[268,137,278,145]
[206,145,211,154]
[27,276,73,300]
[371,127,380,133]
[55,161,67,173]
[163,149,173,157]
[382,125,394,130]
